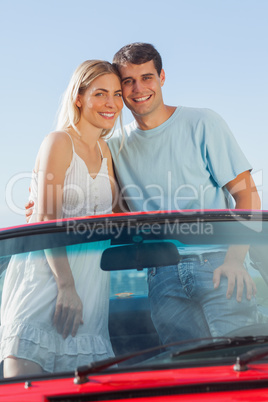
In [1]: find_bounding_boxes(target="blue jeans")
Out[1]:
[148,252,258,345]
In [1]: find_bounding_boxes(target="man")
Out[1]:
[108,43,261,344]
[26,42,261,344]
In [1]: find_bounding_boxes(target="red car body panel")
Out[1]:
[1,364,268,401]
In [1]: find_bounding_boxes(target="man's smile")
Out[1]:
[132,95,152,103]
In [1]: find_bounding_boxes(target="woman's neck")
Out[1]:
[72,121,102,149]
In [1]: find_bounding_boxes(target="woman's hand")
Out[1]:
[53,284,84,339]
[44,247,83,339]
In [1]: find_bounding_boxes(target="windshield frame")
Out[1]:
[1,209,268,382]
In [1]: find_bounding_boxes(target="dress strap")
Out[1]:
[97,141,104,160]
[62,130,75,153]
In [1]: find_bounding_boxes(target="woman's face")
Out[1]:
[76,73,123,131]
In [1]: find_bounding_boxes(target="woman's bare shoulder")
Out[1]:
[42,130,73,149]
[35,131,73,172]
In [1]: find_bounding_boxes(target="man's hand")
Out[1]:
[25,200,34,223]
[213,259,256,302]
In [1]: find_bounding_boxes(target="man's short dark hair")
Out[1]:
[113,43,162,76]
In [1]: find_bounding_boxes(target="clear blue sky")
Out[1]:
[1,0,267,227]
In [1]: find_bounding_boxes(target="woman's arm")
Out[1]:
[35,131,72,221]
[36,132,83,338]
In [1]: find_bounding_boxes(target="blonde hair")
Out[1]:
[56,60,123,140]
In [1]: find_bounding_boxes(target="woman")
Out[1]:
[0,60,124,377]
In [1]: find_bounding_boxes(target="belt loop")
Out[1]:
[198,254,203,264]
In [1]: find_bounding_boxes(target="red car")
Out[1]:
[1,210,268,401]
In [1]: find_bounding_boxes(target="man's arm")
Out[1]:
[25,198,34,223]
[224,170,261,210]
[213,170,261,301]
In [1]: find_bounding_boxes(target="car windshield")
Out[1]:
[0,210,268,380]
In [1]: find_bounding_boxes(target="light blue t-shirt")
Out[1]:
[108,106,252,213]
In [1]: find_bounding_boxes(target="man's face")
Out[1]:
[118,60,165,119]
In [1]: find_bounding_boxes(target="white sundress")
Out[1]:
[0,132,114,373]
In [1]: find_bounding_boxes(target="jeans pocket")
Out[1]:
[205,252,226,271]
